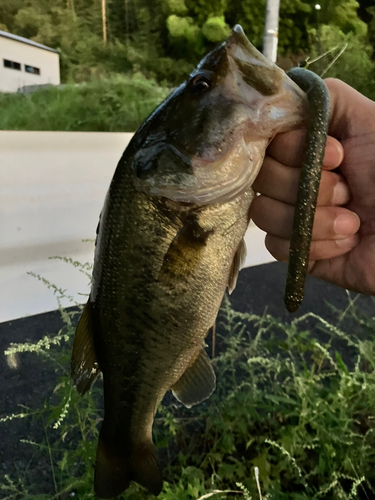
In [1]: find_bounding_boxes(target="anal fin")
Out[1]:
[171,348,216,408]
[71,299,100,395]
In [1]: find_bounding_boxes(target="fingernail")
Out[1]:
[334,213,360,236]
[336,236,356,249]
[331,141,344,165]
[332,181,350,205]
[324,139,344,167]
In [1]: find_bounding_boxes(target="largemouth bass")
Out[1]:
[71,25,327,498]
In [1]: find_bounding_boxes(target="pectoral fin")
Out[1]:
[228,238,247,294]
[159,217,212,281]
[171,348,216,408]
[71,299,100,395]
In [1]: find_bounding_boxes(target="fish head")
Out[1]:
[133,24,308,205]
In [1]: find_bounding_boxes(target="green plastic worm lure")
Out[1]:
[284,68,330,312]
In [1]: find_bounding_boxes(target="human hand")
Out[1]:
[251,78,375,295]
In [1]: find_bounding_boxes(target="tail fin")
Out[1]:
[94,423,163,499]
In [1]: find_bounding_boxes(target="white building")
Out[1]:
[0,30,60,92]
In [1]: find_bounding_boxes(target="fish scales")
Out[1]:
[70,24,318,499]
[94,165,253,408]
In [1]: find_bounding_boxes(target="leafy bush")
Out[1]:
[1,261,375,499]
[0,75,169,132]
[1,0,375,86]
[307,24,375,100]
[201,16,231,43]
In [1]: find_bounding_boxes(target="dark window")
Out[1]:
[25,65,40,75]
[3,59,21,70]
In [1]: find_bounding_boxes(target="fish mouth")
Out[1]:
[134,136,267,206]
[225,25,284,97]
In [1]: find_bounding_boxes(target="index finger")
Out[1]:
[267,130,344,170]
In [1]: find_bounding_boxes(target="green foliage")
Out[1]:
[0,75,169,132]
[165,0,189,16]
[315,0,367,36]
[0,0,373,87]
[166,14,204,58]
[202,16,231,43]
[186,0,229,23]
[167,14,197,39]
[308,24,375,99]
[0,0,105,82]
[278,0,311,54]
[1,262,375,499]
[365,5,375,56]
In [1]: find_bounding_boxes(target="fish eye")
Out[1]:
[190,74,211,94]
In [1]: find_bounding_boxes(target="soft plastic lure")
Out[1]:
[284,68,330,312]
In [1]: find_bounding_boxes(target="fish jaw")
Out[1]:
[132,24,308,206]
[138,137,268,205]
[225,24,308,134]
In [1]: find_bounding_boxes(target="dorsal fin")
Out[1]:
[171,347,216,408]
[71,300,100,395]
[228,238,247,294]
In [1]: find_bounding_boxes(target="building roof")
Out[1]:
[0,30,58,54]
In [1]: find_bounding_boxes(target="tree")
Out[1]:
[0,0,373,88]
[357,0,375,56]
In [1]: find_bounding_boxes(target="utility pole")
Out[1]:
[315,4,322,56]
[102,0,107,44]
[263,0,280,63]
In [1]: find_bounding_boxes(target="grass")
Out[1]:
[0,61,374,135]
[0,74,169,132]
[1,260,375,499]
